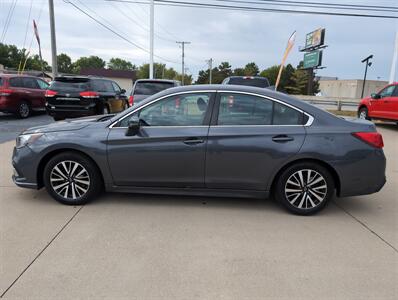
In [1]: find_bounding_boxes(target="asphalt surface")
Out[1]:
[0,123,397,299]
[0,113,53,143]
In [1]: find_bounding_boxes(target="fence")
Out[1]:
[296,95,360,111]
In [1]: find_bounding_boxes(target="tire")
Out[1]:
[43,152,102,205]
[16,101,30,118]
[358,107,370,120]
[53,116,65,121]
[274,162,335,215]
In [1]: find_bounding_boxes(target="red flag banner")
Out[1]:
[33,19,42,60]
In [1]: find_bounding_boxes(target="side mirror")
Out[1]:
[125,115,140,136]
[120,89,126,94]
[371,93,381,99]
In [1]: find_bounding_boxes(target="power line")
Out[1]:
[63,0,179,64]
[106,0,398,19]
[208,0,398,13]
[1,0,18,43]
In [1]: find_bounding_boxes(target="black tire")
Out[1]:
[274,162,335,215]
[43,152,102,205]
[16,101,30,118]
[358,107,370,120]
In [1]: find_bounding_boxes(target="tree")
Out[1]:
[57,53,73,73]
[72,55,106,73]
[107,57,135,71]
[24,54,50,71]
[260,64,295,91]
[243,62,259,76]
[285,61,319,95]
[136,63,179,80]
[0,43,22,69]
[233,68,245,76]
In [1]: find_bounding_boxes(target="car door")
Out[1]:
[21,77,43,109]
[383,85,398,120]
[370,85,395,118]
[205,92,307,191]
[107,91,215,187]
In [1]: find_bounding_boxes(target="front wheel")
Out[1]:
[274,162,335,215]
[43,152,102,205]
[358,107,370,120]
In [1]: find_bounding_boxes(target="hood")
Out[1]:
[23,115,110,134]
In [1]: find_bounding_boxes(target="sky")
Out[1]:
[1,0,397,81]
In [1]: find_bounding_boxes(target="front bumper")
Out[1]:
[12,146,40,189]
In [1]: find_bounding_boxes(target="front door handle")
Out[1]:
[183,138,204,145]
[272,135,294,143]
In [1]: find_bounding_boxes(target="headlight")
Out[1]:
[16,133,43,148]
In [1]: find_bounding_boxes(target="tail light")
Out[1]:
[45,90,58,97]
[352,132,384,149]
[129,95,134,105]
[0,88,13,96]
[80,91,99,98]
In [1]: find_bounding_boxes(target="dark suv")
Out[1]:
[222,76,270,88]
[0,74,49,118]
[45,76,128,120]
[129,79,180,105]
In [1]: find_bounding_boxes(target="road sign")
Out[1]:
[303,50,322,69]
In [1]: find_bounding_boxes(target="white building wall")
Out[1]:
[319,79,389,98]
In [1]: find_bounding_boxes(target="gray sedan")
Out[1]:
[12,85,386,215]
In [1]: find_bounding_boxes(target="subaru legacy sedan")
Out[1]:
[12,85,386,215]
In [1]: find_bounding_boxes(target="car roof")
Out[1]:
[226,76,267,79]
[0,74,41,78]
[54,76,112,81]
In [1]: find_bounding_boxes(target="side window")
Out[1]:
[36,79,49,89]
[392,86,398,97]
[217,93,273,125]
[91,80,106,92]
[379,85,395,98]
[9,77,23,87]
[111,82,121,93]
[119,93,211,127]
[103,80,114,93]
[23,77,39,89]
[216,93,303,126]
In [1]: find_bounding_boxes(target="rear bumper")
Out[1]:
[46,103,97,118]
[330,149,386,197]
[0,96,16,113]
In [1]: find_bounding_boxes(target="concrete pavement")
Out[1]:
[0,125,397,299]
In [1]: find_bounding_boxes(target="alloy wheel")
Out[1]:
[284,169,327,210]
[19,102,30,118]
[359,110,367,119]
[50,160,90,200]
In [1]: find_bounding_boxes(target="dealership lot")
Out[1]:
[0,124,397,299]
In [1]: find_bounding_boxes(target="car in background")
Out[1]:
[358,82,398,124]
[222,76,270,88]
[0,74,49,118]
[129,79,180,106]
[13,85,386,215]
[45,76,128,121]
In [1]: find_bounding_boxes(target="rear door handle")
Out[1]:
[183,138,204,145]
[272,135,294,143]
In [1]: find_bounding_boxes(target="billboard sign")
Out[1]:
[303,50,322,69]
[305,28,325,49]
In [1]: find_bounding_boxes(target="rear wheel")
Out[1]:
[275,162,335,215]
[358,107,370,120]
[43,152,102,205]
[16,101,30,118]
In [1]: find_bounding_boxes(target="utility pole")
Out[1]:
[176,41,190,85]
[389,30,398,84]
[361,55,373,98]
[149,0,154,79]
[48,0,58,78]
[207,58,213,84]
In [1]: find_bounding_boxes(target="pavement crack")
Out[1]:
[333,201,398,254]
[0,205,84,298]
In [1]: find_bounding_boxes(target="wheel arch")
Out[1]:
[36,148,105,189]
[269,158,341,197]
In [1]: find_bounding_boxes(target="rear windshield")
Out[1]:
[228,78,269,88]
[134,81,174,95]
[49,79,90,91]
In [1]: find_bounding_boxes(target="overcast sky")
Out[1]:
[1,0,397,81]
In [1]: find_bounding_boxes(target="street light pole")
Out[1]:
[48,0,58,78]
[361,54,373,98]
[149,0,154,79]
